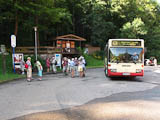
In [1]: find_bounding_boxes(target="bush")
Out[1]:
[0,54,47,74]
[24,55,46,71]
[91,51,104,60]
[83,54,103,67]
[0,54,13,74]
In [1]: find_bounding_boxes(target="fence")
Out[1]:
[13,46,80,55]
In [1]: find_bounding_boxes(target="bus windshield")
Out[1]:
[109,47,143,63]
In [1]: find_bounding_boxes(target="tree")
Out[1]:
[120,18,147,38]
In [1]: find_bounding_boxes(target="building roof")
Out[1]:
[55,34,86,41]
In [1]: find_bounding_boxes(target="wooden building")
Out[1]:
[54,34,86,56]
[14,34,86,57]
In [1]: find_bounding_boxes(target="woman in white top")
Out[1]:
[70,58,75,78]
[51,56,57,73]
[26,57,32,82]
[35,60,43,80]
[78,58,84,77]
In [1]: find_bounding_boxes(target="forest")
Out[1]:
[0,0,160,59]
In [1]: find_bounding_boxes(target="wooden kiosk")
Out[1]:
[54,34,86,56]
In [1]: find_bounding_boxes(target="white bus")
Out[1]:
[104,39,144,77]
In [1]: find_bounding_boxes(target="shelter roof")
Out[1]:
[55,34,86,41]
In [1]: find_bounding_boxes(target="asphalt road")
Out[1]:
[1,66,160,120]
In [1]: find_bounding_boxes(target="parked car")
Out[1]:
[145,57,157,66]
[149,57,157,66]
[144,59,150,66]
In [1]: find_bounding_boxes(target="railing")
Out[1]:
[14,46,80,54]
[15,46,61,54]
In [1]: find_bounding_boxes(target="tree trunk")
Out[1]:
[14,0,18,36]
[14,14,18,36]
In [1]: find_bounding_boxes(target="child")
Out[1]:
[35,60,43,80]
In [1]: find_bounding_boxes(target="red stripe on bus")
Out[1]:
[108,69,144,77]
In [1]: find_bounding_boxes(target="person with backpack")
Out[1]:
[51,56,57,73]
[25,57,32,82]
[35,60,43,80]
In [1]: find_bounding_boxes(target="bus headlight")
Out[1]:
[136,69,142,73]
[111,69,117,72]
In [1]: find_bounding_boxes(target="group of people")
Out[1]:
[46,56,57,73]
[62,56,86,78]
[19,57,43,82]
[19,55,86,82]
[25,57,43,82]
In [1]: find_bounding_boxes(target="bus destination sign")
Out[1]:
[112,41,141,46]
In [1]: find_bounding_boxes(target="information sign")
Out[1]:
[55,54,61,68]
[11,35,16,48]
[112,41,141,46]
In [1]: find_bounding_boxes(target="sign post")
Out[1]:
[11,35,16,73]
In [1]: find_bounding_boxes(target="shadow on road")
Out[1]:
[10,85,160,120]
[108,76,143,82]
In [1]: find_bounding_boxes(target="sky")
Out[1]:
[157,0,160,3]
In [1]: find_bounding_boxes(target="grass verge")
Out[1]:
[84,54,104,68]
[0,73,25,83]
[86,65,104,69]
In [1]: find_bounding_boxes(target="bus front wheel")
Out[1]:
[104,68,108,77]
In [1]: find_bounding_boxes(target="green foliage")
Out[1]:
[24,55,46,71]
[0,54,13,74]
[120,18,148,38]
[0,73,25,82]
[91,51,104,60]
[0,0,160,61]
[83,54,103,67]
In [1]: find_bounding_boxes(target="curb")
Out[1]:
[0,71,63,85]
[0,68,102,85]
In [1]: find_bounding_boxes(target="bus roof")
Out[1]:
[108,39,144,41]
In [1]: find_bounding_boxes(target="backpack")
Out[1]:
[85,61,87,66]
[55,60,57,65]
[25,63,28,69]
[74,60,78,66]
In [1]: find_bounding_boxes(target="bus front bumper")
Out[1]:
[108,69,144,77]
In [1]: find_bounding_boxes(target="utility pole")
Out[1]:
[33,26,38,61]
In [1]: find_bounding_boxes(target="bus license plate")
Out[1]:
[123,73,130,75]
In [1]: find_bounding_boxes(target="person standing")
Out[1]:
[74,57,79,76]
[46,57,50,73]
[154,58,157,66]
[26,57,32,82]
[82,56,86,77]
[35,60,43,80]
[78,57,84,77]
[67,58,71,73]
[62,57,68,75]
[20,57,25,75]
[70,58,75,78]
[51,56,57,73]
